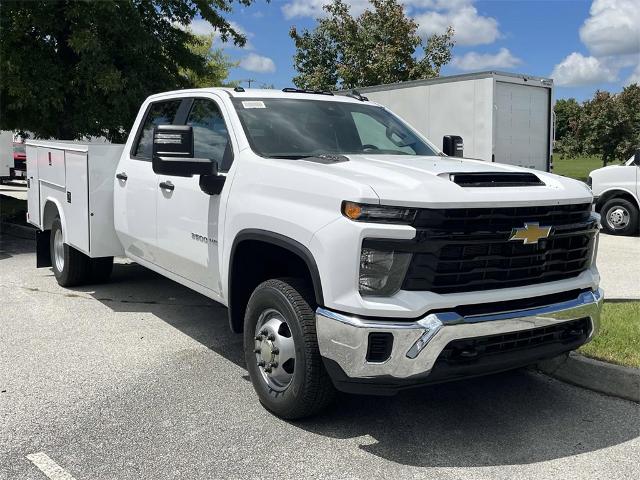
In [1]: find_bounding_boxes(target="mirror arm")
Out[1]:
[199,173,226,196]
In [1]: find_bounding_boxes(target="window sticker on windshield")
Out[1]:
[242,101,266,109]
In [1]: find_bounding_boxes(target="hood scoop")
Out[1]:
[447,171,545,187]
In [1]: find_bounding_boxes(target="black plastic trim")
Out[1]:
[228,229,325,331]
[450,172,545,187]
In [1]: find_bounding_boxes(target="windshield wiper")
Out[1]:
[270,153,349,163]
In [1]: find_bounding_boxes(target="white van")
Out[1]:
[589,151,640,236]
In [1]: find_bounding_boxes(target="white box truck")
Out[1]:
[27,87,602,419]
[0,131,13,181]
[351,71,554,172]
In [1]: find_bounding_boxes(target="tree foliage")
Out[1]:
[0,0,253,142]
[555,84,640,166]
[182,32,238,88]
[289,0,454,91]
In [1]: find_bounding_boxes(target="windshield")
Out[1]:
[231,98,438,159]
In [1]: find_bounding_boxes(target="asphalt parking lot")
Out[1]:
[1,228,639,480]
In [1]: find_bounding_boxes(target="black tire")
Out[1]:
[600,198,639,236]
[50,216,91,287]
[89,257,114,284]
[244,278,336,419]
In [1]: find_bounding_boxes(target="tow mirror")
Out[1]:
[152,125,217,177]
[443,135,464,157]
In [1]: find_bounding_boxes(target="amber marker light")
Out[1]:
[342,201,363,220]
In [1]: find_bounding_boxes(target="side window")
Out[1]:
[133,100,182,159]
[186,99,232,171]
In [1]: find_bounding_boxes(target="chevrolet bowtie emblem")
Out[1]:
[509,222,553,245]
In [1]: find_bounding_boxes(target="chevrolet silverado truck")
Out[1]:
[588,151,639,236]
[26,88,603,419]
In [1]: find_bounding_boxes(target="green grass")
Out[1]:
[579,301,640,368]
[553,155,606,182]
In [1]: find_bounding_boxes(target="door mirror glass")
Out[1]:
[152,125,217,177]
[153,124,194,158]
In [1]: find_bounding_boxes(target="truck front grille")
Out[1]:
[364,203,598,294]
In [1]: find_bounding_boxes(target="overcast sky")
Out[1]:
[193,0,640,100]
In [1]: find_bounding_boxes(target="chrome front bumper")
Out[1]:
[316,289,603,381]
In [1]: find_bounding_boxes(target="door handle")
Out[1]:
[159,180,174,191]
[116,172,128,181]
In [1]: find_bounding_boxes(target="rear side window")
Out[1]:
[186,98,233,171]
[133,100,182,159]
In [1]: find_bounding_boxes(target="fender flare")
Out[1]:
[595,187,639,210]
[228,229,325,331]
[37,197,66,268]
[41,197,67,241]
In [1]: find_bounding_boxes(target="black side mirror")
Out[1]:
[443,135,464,157]
[152,125,217,177]
[634,148,640,165]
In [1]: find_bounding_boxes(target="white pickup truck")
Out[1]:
[589,152,639,236]
[26,87,603,419]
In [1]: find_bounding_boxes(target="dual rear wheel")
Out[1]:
[50,216,113,287]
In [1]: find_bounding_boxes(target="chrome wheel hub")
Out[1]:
[607,207,630,229]
[254,309,296,392]
[53,229,65,272]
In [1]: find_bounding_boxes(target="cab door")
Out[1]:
[114,98,183,264]
[155,96,235,294]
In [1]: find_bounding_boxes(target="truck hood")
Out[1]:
[320,154,593,208]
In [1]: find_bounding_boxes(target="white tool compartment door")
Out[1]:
[65,150,90,253]
[26,145,40,226]
[495,82,550,171]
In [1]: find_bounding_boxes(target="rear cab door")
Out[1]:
[114,97,184,264]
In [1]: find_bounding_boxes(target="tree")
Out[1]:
[581,85,640,166]
[615,83,640,161]
[554,98,581,143]
[553,98,584,158]
[0,0,254,142]
[181,32,238,88]
[582,91,623,166]
[289,0,454,91]
[554,84,640,166]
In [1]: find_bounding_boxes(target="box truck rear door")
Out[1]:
[494,82,550,171]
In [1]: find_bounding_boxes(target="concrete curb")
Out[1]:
[0,221,35,240]
[538,352,640,403]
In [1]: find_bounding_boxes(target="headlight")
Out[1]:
[342,201,417,224]
[359,247,412,296]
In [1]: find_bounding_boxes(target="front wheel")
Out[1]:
[244,278,335,419]
[601,198,639,236]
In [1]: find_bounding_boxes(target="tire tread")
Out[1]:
[245,277,335,419]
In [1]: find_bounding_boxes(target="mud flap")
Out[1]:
[36,229,52,268]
